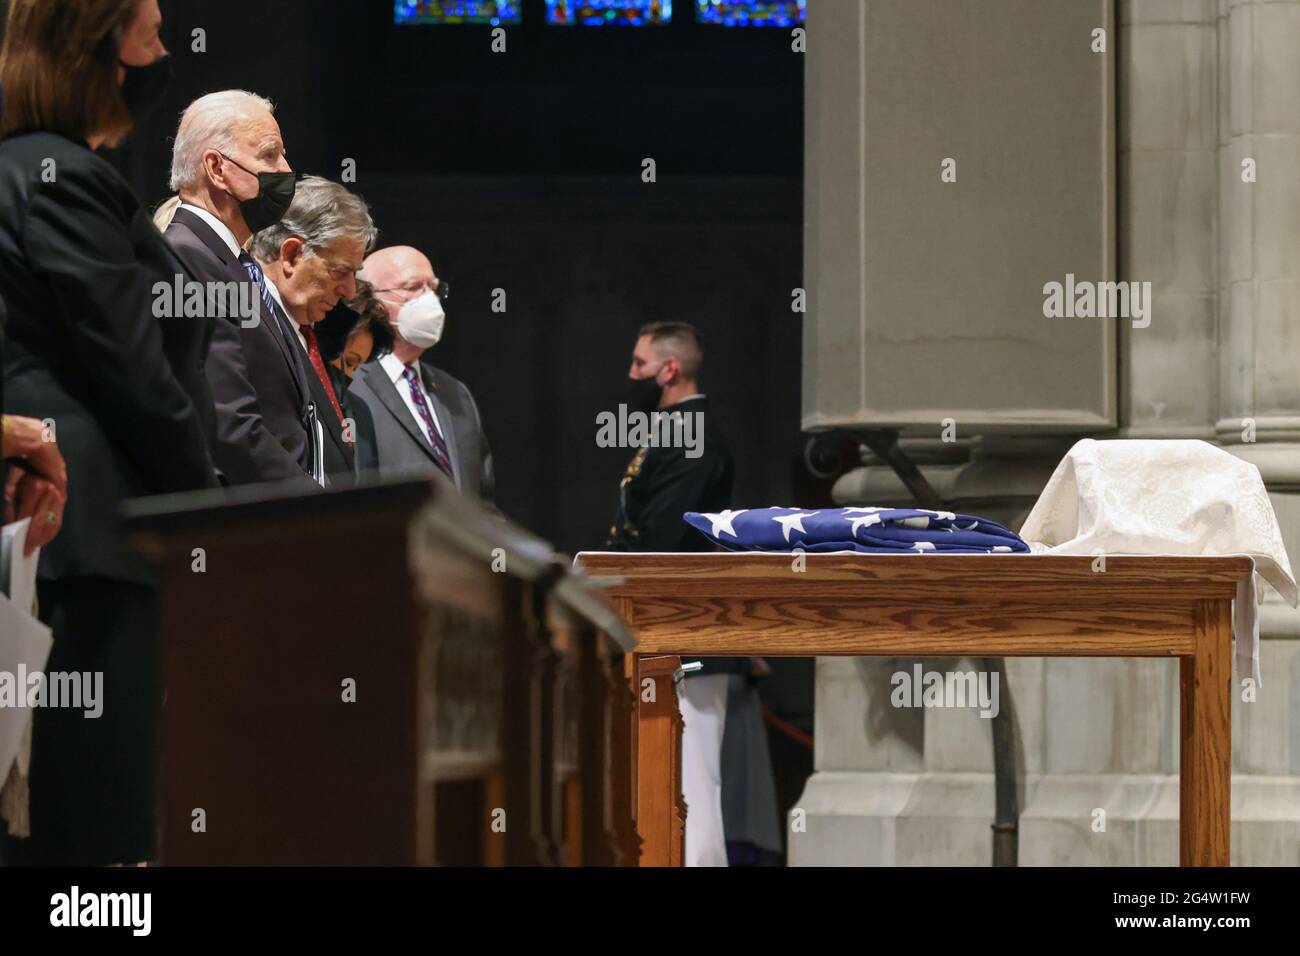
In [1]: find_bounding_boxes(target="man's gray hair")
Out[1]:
[250,176,378,262]
[169,90,276,193]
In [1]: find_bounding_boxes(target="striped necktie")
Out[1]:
[238,252,279,323]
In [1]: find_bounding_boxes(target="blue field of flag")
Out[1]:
[683,507,1030,554]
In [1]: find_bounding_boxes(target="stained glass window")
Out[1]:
[394,0,523,25]
[545,0,673,26]
[695,0,803,27]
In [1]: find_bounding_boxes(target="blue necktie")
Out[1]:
[239,252,280,326]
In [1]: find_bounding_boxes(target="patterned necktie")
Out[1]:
[402,366,454,479]
[238,252,279,324]
[300,324,348,436]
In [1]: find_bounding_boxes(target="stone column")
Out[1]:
[792,0,1300,866]
[1214,0,1300,858]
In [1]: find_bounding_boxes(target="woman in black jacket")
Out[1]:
[0,84,67,558]
[0,0,218,864]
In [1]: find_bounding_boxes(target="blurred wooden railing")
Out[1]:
[126,474,638,865]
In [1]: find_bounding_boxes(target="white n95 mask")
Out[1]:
[394,290,445,349]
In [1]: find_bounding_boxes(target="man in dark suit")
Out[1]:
[162,90,318,488]
[252,176,377,488]
[348,246,494,500]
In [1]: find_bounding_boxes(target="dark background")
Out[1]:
[2,0,819,857]
[109,0,808,557]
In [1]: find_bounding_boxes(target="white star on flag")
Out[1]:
[702,509,747,539]
[924,510,956,521]
[911,541,937,551]
[842,507,887,515]
[772,511,816,543]
[849,513,883,536]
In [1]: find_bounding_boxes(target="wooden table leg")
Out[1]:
[634,655,685,866]
[618,652,641,864]
[1180,599,1232,866]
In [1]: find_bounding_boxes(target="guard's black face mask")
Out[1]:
[627,369,664,415]
[119,53,173,123]
[220,153,297,235]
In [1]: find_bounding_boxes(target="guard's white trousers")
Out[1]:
[678,673,730,867]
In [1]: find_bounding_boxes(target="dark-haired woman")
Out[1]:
[316,280,393,477]
[0,0,218,864]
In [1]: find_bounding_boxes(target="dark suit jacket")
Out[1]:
[328,363,378,476]
[0,130,218,584]
[604,396,745,676]
[164,206,316,489]
[606,396,733,552]
[346,356,494,500]
[0,291,6,423]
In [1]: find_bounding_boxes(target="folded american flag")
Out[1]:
[683,507,1030,554]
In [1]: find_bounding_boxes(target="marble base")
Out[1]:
[788,771,1300,866]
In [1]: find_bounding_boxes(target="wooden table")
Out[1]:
[575,551,1254,867]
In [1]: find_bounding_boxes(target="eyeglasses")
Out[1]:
[318,258,363,283]
[375,279,450,304]
[217,151,257,177]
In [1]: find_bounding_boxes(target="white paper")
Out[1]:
[2,518,39,615]
[0,592,53,780]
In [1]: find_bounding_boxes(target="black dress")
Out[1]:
[0,130,218,864]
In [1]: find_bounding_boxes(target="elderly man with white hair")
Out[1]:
[347,245,494,499]
[163,90,317,487]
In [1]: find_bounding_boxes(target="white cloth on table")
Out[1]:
[678,673,730,867]
[1019,438,1296,686]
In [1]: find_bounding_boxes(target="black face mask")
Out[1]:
[220,153,297,234]
[627,369,663,415]
[119,54,173,123]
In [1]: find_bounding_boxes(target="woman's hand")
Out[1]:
[3,466,66,555]
[2,415,68,496]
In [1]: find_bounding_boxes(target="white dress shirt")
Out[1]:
[380,352,445,441]
[177,202,242,258]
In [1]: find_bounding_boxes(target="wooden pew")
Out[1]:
[576,551,1252,868]
[126,475,635,865]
